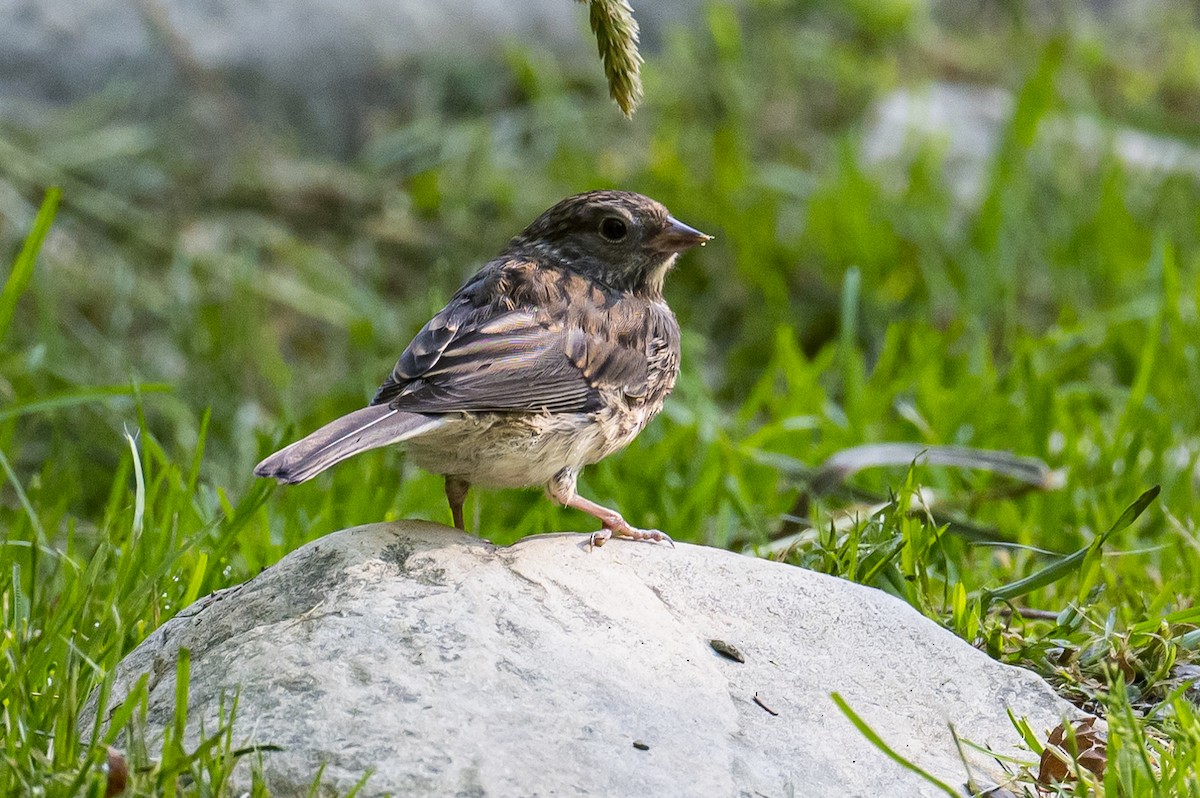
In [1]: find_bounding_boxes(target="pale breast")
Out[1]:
[404,411,604,488]
[403,398,664,490]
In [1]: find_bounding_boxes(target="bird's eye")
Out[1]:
[599,217,628,242]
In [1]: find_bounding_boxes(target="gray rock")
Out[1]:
[861,81,1200,210]
[0,0,595,150]
[89,522,1083,796]
[0,0,577,100]
[0,0,698,151]
[861,82,1013,207]
[0,1,690,111]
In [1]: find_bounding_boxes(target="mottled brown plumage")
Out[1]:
[255,190,709,546]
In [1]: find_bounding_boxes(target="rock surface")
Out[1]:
[0,1,690,123]
[0,0,697,151]
[0,0,583,102]
[862,81,1200,210]
[90,522,1082,796]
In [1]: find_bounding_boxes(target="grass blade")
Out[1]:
[831,692,962,797]
[125,429,146,539]
[813,443,1060,495]
[102,674,151,746]
[1105,485,1162,538]
[0,446,47,544]
[0,187,60,346]
[0,383,172,423]
[982,485,1160,605]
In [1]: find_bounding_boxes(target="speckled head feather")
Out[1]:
[505,190,710,296]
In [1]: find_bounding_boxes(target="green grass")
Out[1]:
[4,1,1200,794]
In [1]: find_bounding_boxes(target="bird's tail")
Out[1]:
[254,405,443,484]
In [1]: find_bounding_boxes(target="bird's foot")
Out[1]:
[547,477,675,551]
[589,522,675,550]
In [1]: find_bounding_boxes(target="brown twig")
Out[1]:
[753,692,779,716]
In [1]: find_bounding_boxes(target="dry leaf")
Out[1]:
[1037,717,1106,788]
[105,746,129,797]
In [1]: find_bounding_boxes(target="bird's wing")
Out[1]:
[371,259,651,414]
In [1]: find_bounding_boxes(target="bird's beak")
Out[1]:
[651,216,713,254]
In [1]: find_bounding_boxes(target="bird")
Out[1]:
[254,190,710,547]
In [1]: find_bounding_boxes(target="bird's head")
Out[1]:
[507,190,711,296]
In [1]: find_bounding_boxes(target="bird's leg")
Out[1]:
[567,494,676,549]
[546,470,674,549]
[444,475,470,531]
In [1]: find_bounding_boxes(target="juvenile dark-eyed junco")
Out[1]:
[255,190,710,546]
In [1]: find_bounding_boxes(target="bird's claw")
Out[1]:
[588,523,674,551]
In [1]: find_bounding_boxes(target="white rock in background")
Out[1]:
[0,0,578,102]
[0,0,695,151]
[0,0,698,109]
[862,81,1200,207]
[86,521,1084,796]
[861,82,1013,206]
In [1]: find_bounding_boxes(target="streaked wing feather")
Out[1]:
[391,325,598,413]
[371,261,635,413]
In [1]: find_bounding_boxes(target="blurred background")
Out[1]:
[3,0,1200,558]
